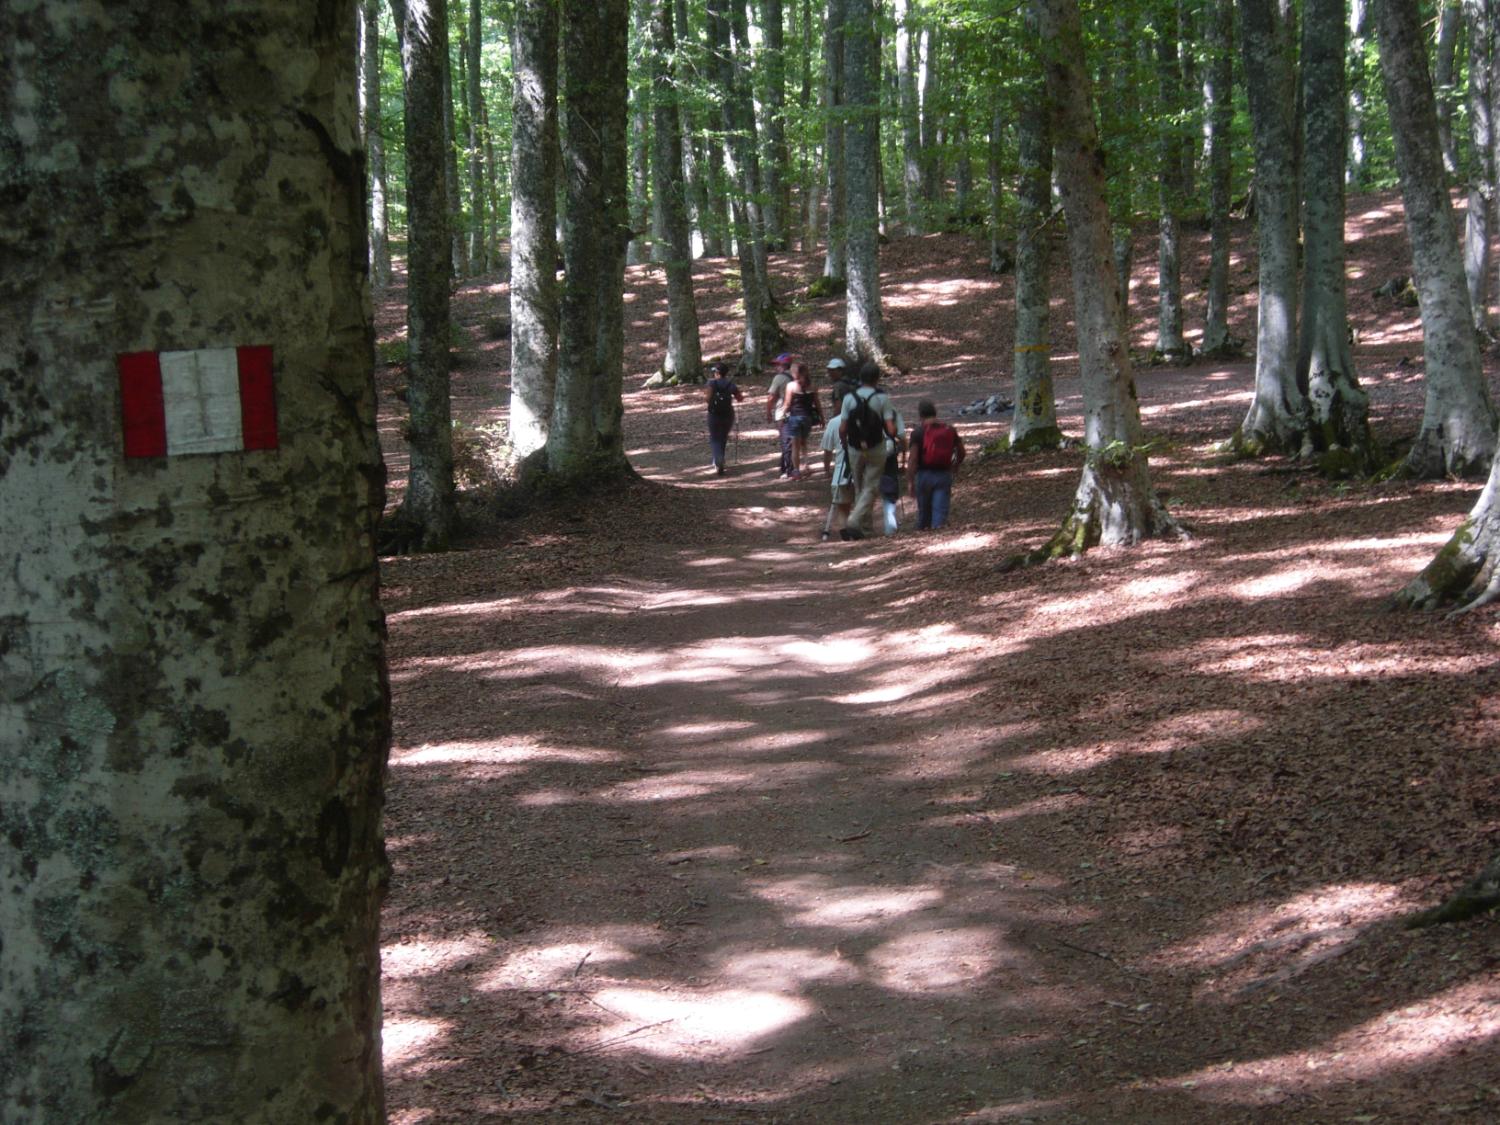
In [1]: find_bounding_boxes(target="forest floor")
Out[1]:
[375,193,1500,1122]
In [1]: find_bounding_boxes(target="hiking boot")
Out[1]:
[839,528,865,541]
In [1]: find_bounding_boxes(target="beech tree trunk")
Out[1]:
[549,0,632,474]
[1463,0,1498,332]
[1203,0,1235,355]
[2,3,388,1118]
[800,0,824,251]
[1348,0,1372,186]
[442,42,469,278]
[1377,0,1499,478]
[1012,56,1062,453]
[1155,15,1188,360]
[843,0,886,363]
[760,0,791,250]
[1434,0,1463,176]
[1396,451,1500,611]
[360,0,393,288]
[508,0,560,464]
[1233,0,1307,456]
[627,0,652,266]
[391,0,455,550]
[988,96,1009,274]
[1299,0,1376,472]
[919,26,944,212]
[897,0,923,234]
[1028,0,1178,559]
[652,0,705,383]
[824,0,848,282]
[463,0,489,272]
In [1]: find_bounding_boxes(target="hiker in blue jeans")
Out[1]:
[906,399,966,530]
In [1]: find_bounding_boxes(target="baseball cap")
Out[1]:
[773,353,795,365]
[826,357,846,369]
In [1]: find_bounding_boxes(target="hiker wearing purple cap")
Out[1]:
[765,352,797,478]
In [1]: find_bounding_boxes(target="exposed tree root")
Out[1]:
[1405,852,1500,928]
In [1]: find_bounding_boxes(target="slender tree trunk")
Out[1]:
[823,0,848,282]
[897,0,923,233]
[481,16,503,274]
[1233,0,1307,456]
[1348,0,1371,185]
[1026,0,1178,560]
[463,0,488,272]
[675,0,716,258]
[1463,0,1498,332]
[1156,14,1188,360]
[361,0,393,288]
[919,26,944,212]
[628,0,653,266]
[1300,0,1376,471]
[442,41,469,277]
[391,0,455,549]
[1377,0,1499,477]
[593,0,632,459]
[761,0,791,249]
[2,4,388,1118]
[843,0,886,363]
[1203,0,1235,354]
[954,108,974,219]
[1435,0,1463,176]
[508,0,560,465]
[1109,13,1140,321]
[1012,61,1063,452]
[730,0,780,324]
[652,0,705,382]
[988,95,1010,273]
[800,0,823,251]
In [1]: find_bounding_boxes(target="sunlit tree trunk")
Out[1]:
[1463,0,1498,332]
[360,0,392,288]
[1012,49,1062,452]
[390,0,455,549]
[508,0,559,465]
[1025,0,1179,560]
[442,40,468,278]
[1232,0,1307,456]
[1349,0,1372,185]
[1155,13,1189,360]
[1203,0,1235,355]
[1300,0,1376,472]
[919,26,944,212]
[1396,449,1500,610]
[652,0,704,382]
[462,0,488,272]
[1108,13,1140,321]
[2,3,388,1118]
[628,0,652,266]
[800,0,824,251]
[1434,0,1463,176]
[897,0,923,233]
[1377,0,1499,477]
[843,0,886,363]
[730,0,780,321]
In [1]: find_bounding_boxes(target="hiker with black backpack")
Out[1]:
[704,360,744,476]
[906,399,967,529]
[836,361,898,541]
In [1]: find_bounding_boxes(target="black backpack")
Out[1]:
[707,379,735,418]
[845,390,887,450]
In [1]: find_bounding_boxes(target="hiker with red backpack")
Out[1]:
[907,399,966,530]
[704,360,744,475]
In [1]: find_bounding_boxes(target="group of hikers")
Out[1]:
[703,352,967,542]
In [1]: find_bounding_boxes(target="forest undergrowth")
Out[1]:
[374,193,1500,1122]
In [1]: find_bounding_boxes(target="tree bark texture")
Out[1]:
[1377,0,1499,477]
[760,0,791,249]
[987,96,1009,274]
[464,0,489,272]
[823,0,848,282]
[361,0,393,288]
[550,0,632,474]
[842,0,886,363]
[1348,0,1372,186]
[1031,0,1177,555]
[1463,0,1498,331]
[392,0,456,549]
[730,0,779,321]
[1,3,388,1119]
[1155,15,1188,359]
[508,0,560,463]
[1235,0,1307,455]
[1299,0,1376,471]
[1435,0,1463,175]
[628,0,653,266]
[1396,456,1500,610]
[919,27,944,211]
[651,0,705,382]
[441,41,468,278]
[896,0,923,234]
[1012,62,1062,452]
[1203,0,1235,354]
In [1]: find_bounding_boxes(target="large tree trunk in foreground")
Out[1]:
[1377,0,1499,478]
[651,0,704,383]
[1,2,388,1118]
[843,0,887,364]
[1011,60,1063,452]
[391,0,455,550]
[1233,0,1307,456]
[1299,0,1377,473]
[1396,447,1500,611]
[549,0,632,475]
[1024,0,1179,562]
[508,0,560,465]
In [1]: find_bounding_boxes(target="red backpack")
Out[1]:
[918,422,959,469]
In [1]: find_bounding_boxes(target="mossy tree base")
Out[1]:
[1405,852,1500,927]
[1392,516,1500,614]
[1008,426,1068,454]
[806,275,847,300]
